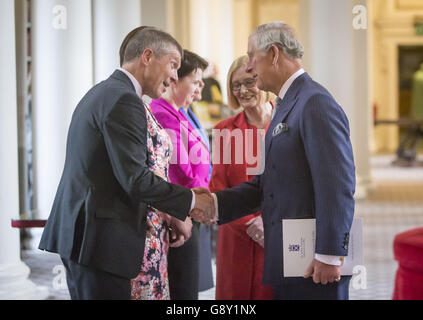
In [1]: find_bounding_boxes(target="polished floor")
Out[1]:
[21,155,423,300]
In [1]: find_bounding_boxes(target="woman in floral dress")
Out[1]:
[131,105,185,300]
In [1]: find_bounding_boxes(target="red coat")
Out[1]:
[209,110,273,300]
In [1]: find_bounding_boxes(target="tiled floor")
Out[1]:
[22,155,423,300]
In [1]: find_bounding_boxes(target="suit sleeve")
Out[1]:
[300,93,355,256]
[209,130,260,229]
[215,174,262,225]
[102,93,192,221]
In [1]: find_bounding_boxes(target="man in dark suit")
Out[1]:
[39,27,213,300]
[194,21,356,300]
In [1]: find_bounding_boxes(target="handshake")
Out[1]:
[189,187,218,226]
[164,187,217,248]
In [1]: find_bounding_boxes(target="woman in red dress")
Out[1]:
[209,55,274,300]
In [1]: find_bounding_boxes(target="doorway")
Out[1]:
[398,45,423,153]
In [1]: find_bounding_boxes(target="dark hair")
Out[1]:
[120,27,183,65]
[178,50,209,79]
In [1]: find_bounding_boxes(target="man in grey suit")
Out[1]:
[194,21,355,300]
[39,27,213,300]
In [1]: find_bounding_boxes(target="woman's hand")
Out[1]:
[246,216,264,247]
[168,216,193,248]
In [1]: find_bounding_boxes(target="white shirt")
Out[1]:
[272,68,305,119]
[117,68,142,98]
[278,68,305,101]
[213,68,342,267]
[117,68,196,213]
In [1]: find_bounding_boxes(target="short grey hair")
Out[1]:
[251,21,304,59]
[123,27,183,64]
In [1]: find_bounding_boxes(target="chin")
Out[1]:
[242,103,257,110]
[149,92,160,100]
[241,98,258,108]
[153,88,165,99]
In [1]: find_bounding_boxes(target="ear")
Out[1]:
[269,44,279,66]
[140,48,154,66]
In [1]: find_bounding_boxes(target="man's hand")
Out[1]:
[304,258,341,285]
[246,216,264,247]
[190,187,216,225]
[168,216,193,248]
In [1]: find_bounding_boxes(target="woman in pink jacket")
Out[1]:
[150,50,212,299]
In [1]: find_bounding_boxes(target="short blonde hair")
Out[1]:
[226,56,274,110]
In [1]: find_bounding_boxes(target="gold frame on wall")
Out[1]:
[396,0,423,11]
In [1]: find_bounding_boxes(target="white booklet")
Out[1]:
[282,218,363,277]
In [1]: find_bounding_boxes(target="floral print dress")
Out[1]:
[131,106,173,300]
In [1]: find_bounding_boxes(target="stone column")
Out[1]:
[141,0,167,31]
[186,0,235,104]
[15,0,30,219]
[299,0,372,199]
[31,0,94,245]
[143,0,235,103]
[0,0,48,300]
[92,0,142,84]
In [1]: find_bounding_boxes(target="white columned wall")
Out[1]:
[0,0,48,300]
[299,0,372,199]
[92,0,142,84]
[189,0,234,104]
[31,0,94,244]
[141,0,167,31]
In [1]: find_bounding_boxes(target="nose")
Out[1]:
[245,60,254,73]
[240,84,249,94]
[170,70,178,83]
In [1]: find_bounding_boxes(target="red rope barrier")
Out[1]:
[11,219,47,229]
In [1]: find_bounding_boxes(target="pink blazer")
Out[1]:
[150,98,211,189]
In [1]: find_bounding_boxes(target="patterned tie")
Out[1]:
[272,97,284,120]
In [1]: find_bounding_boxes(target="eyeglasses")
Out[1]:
[231,77,257,92]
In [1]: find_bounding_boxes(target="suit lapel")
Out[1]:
[189,109,211,151]
[180,108,210,151]
[178,112,209,150]
[265,73,309,155]
[111,70,136,93]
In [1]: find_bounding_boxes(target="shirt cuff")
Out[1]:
[315,254,343,266]
[190,190,195,212]
[211,193,219,222]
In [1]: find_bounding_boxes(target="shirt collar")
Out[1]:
[278,68,305,101]
[117,68,143,99]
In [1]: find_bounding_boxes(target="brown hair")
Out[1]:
[178,50,209,79]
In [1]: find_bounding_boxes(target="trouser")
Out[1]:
[61,258,131,300]
[167,222,200,300]
[273,276,351,300]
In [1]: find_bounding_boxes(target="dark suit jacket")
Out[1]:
[216,73,356,286]
[39,70,192,279]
